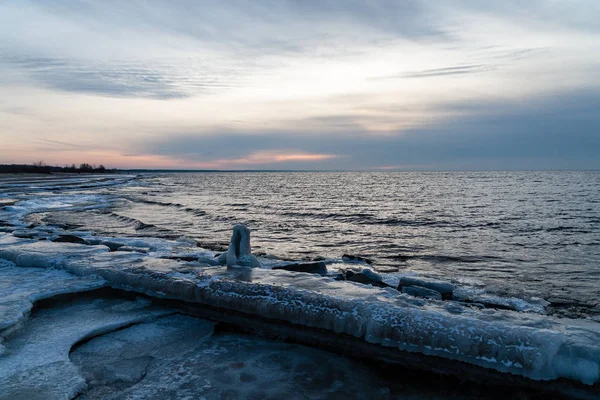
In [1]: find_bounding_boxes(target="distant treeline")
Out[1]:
[0,162,117,174]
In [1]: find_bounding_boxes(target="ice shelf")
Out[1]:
[0,233,599,391]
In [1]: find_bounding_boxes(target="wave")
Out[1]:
[546,226,593,233]
[105,212,176,236]
[385,254,505,264]
[125,197,208,217]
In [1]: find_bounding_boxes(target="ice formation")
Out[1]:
[402,285,443,300]
[0,257,105,332]
[0,294,174,399]
[71,316,406,399]
[0,233,599,393]
[398,276,455,299]
[217,224,261,268]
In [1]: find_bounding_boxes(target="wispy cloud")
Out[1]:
[368,64,497,81]
[0,55,245,99]
[401,64,497,78]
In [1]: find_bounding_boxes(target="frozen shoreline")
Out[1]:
[1,173,599,398]
[0,233,599,398]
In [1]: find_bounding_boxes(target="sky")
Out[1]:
[1,0,599,170]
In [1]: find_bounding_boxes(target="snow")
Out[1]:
[0,232,599,387]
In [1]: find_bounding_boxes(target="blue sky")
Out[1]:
[1,1,599,169]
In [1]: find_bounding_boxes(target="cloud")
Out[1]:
[401,64,497,78]
[235,150,338,164]
[1,1,599,169]
[0,55,243,99]
[369,64,498,80]
[29,0,448,45]
[186,150,340,169]
[134,88,600,170]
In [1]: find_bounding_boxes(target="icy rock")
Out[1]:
[346,270,391,288]
[217,224,260,268]
[161,255,218,265]
[331,273,346,281]
[100,240,124,251]
[273,261,327,275]
[162,255,199,262]
[11,230,38,239]
[453,290,550,313]
[197,256,220,266]
[402,285,443,301]
[398,276,454,300]
[360,268,382,282]
[52,234,89,245]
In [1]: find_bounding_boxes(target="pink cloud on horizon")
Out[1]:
[1,149,340,170]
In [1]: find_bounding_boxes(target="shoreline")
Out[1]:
[0,233,599,399]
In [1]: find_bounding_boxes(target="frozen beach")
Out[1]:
[1,173,599,399]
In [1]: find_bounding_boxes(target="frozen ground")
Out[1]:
[72,315,410,400]
[0,232,599,398]
[0,257,105,353]
[0,288,522,400]
[0,258,533,400]
[0,293,174,400]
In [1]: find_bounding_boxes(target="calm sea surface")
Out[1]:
[7,171,600,317]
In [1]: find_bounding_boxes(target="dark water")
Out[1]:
[5,171,600,317]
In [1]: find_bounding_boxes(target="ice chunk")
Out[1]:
[402,285,443,300]
[360,268,383,282]
[453,286,550,314]
[217,224,261,268]
[272,261,327,275]
[398,276,454,299]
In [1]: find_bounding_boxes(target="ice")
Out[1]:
[398,276,455,299]
[217,224,261,268]
[0,233,599,388]
[0,174,135,197]
[0,294,174,400]
[402,285,443,300]
[0,257,105,332]
[2,194,116,227]
[453,286,551,314]
[359,268,383,282]
[71,316,409,400]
